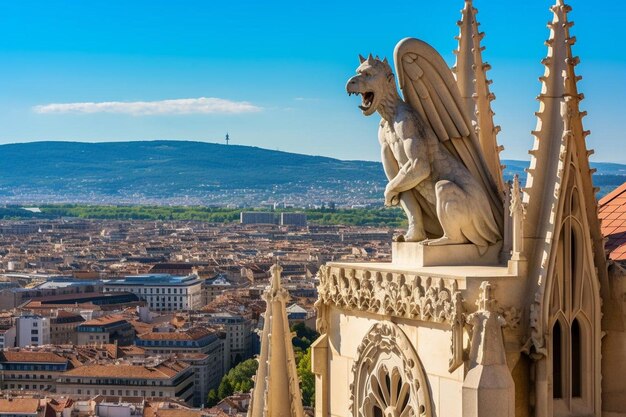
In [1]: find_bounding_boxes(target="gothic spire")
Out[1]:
[453,0,505,193]
[522,0,610,358]
[248,264,304,417]
[523,0,593,242]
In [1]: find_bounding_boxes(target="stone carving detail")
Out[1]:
[463,281,515,416]
[315,265,330,335]
[523,292,547,357]
[350,322,432,417]
[466,281,508,367]
[509,174,526,260]
[448,291,466,372]
[317,266,462,324]
[345,40,503,245]
[500,305,522,330]
[265,263,289,302]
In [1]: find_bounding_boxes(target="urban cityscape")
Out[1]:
[0,214,393,415]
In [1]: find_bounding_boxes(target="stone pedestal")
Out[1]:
[392,241,503,267]
[462,364,515,417]
[462,282,515,417]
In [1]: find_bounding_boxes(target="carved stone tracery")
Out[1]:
[350,322,432,417]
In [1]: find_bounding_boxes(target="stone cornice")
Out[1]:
[316,264,462,325]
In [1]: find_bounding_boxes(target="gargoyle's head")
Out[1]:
[346,54,394,116]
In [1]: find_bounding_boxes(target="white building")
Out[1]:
[103,274,202,311]
[16,315,50,347]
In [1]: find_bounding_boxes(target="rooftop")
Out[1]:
[80,314,128,327]
[62,360,189,379]
[599,182,626,261]
[34,278,100,290]
[286,304,308,314]
[0,350,68,364]
[138,327,216,342]
[0,398,42,415]
[104,274,201,287]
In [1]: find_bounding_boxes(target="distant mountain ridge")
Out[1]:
[0,140,623,205]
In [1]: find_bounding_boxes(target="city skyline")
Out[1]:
[0,0,624,163]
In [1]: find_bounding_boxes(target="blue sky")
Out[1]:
[0,0,624,162]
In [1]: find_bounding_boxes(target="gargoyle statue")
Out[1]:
[346,38,503,248]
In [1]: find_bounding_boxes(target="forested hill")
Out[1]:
[0,140,382,191]
[0,140,623,205]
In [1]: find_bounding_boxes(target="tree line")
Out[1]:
[30,204,406,227]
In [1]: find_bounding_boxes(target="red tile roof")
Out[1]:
[81,314,127,326]
[599,182,626,261]
[0,399,42,414]
[138,327,215,341]
[0,351,68,364]
[62,360,188,379]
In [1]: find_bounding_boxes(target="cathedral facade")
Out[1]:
[310,1,626,417]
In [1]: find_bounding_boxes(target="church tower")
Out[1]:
[522,2,604,414]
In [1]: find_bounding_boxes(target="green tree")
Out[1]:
[207,389,219,407]
[213,358,259,404]
[291,322,319,351]
[297,348,315,407]
[217,377,233,399]
[227,358,258,392]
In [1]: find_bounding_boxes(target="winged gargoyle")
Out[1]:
[346,38,503,248]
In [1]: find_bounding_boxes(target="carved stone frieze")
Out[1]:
[317,265,462,325]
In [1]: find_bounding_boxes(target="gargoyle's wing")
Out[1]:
[394,37,504,229]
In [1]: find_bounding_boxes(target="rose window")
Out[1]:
[351,323,431,417]
[361,365,415,417]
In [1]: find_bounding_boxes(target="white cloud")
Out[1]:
[33,97,262,116]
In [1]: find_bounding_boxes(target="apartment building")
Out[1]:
[280,212,307,227]
[0,350,70,392]
[103,274,202,311]
[0,324,16,349]
[135,327,226,406]
[76,315,135,346]
[56,359,194,404]
[201,275,234,304]
[239,212,277,225]
[16,315,50,347]
[0,279,102,310]
[49,311,84,345]
[205,312,253,367]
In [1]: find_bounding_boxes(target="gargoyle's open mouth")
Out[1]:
[348,91,375,111]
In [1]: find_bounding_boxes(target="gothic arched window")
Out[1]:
[547,168,597,415]
[552,320,563,399]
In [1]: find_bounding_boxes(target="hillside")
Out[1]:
[0,140,623,205]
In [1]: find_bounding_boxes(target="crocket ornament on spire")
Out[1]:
[346,39,503,248]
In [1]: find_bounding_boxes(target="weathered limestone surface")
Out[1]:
[346,43,503,245]
[314,259,524,417]
[392,241,502,267]
[462,282,515,417]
